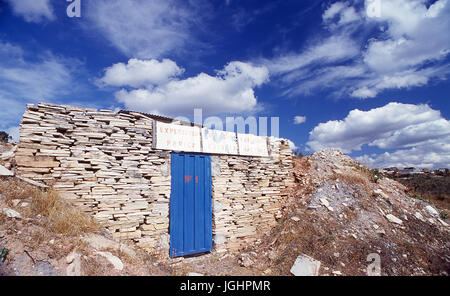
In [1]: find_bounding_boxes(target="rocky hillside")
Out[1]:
[1,145,449,276]
[238,149,450,275]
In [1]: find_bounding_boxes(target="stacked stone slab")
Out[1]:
[211,139,293,252]
[16,103,294,253]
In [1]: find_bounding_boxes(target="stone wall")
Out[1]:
[212,139,293,251]
[16,103,293,254]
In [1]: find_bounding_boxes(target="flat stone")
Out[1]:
[16,176,48,188]
[15,155,59,168]
[290,254,321,276]
[319,198,329,208]
[0,165,13,176]
[414,212,424,221]
[1,151,14,161]
[385,214,403,225]
[425,205,439,217]
[3,208,22,219]
[374,189,389,199]
[213,200,223,213]
[437,218,448,227]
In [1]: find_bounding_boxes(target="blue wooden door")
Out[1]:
[170,153,212,257]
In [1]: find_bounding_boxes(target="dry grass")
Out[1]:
[81,255,109,276]
[330,171,371,193]
[33,188,99,235]
[0,177,41,202]
[0,177,98,236]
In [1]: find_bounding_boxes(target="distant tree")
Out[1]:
[293,149,304,158]
[0,131,11,143]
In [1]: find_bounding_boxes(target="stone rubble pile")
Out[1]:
[15,103,294,253]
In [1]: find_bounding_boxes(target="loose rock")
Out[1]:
[385,214,402,225]
[2,208,22,219]
[290,254,321,276]
[424,205,439,217]
[0,165,13,176]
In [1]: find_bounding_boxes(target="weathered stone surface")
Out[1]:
[16,176,48,188]
[3,208,22,219]
[290,254,321,276]
[82,233,136,258]
[385,214,403,225]
[415,212,425,221]
[66,252,82,276]
[0,165,13,176]
[16,156,59,168]
[425,205,439,217]
[1,151,14,161]
[96,251,123,271]
[213,234,227,245]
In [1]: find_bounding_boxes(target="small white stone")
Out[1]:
[2,208,22,219]
[425,205,439,217]
[437,219,448,227]
[414,212,424,221]
[385,214,403,225]
[320,198,329,207]
[290,254,321,276]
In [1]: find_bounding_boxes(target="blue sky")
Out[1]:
[0,0,449,168]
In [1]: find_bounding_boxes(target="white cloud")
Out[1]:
[323,2,361,28]
[288,140,298,151]
[6,0,54,23]
[265,34,360,74]
[356,138,450,169]
[264,0,450,99]
[307,102,445,152]
[0,41,76,130]
[100,59,184,88]
[323,2,348,20]
[307,102,450,169]
[294,116,307,124]
[350,86,377,99]
[86,0,201,59]
[103,60,269,116]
